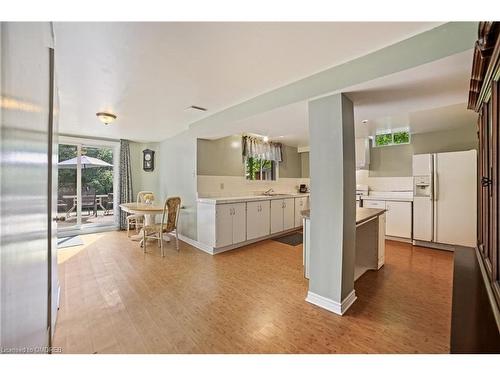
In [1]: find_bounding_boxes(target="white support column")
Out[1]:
[306,93,357,315]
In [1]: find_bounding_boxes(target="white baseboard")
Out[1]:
[386,235,412,243]
[305,290,357,316]
[178,234,214,255]
[412,240,455,251]
[180,227,302,256]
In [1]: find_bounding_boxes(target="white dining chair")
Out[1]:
[127,190,154,237]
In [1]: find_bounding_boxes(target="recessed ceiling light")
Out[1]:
[263,136,269,142]
[362,119,368,124]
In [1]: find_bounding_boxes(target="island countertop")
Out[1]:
[301,207,386,226]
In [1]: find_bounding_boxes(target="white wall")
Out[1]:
[158,130,198,240]
[356,169,413,191]
[197,176,310,198]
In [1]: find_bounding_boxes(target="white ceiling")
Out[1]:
[53,22,443,142]
[205,50,475,147]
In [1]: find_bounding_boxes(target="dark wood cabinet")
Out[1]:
[464,21,500,352]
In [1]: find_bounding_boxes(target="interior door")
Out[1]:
[435,150,477,247]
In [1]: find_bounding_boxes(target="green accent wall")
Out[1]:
[369,126,478,177]
[129,141,160,197]
[300,152,310,178]
[197,135,244,176]
[196,135,302,178]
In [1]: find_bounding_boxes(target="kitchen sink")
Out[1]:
[259,193,291,197]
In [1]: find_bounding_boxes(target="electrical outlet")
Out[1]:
[220,183,224,190]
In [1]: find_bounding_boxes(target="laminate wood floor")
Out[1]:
[52,232,453,353]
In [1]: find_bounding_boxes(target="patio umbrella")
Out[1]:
[58,155,113,169]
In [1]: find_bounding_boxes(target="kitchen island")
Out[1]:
[301,207,386,280]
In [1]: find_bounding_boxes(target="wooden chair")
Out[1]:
[142,196,181,256]
[82,186,97,216]
[104,193,113,215]
[127,191,154,237]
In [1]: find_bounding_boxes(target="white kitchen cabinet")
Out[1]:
[363,199,386,209]
[284,198,295,231]
[270,199,283,234]
[215,203,246,248]
[198,202,246,248]
[215,204,233,248]
[294,196,310,227]
[271,198,295,234]
[385,201,412,238]
[361,199,412,239]
[355,138,370,169]
[232,203,247,244]
[247,201,270,240]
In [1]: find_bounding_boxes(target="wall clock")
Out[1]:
[142,149,155,172]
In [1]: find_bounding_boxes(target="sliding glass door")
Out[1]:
[57,137,119,234]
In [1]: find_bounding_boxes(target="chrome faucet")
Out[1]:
[263,188,274,196]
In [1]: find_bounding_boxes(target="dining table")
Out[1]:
[119,202,170,244]
[63,194,110,217]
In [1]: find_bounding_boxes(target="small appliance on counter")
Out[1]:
[356,184,369,207]
[299,184,309,193]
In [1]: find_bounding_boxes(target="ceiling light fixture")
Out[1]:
[96,112,117,125]
[185,105,207,112]
[263,136,269,143]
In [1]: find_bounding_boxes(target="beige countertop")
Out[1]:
[197,192,310,205]
[301,207,386,225]
[361,195,413,202]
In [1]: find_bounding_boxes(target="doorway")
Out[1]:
[57,136,119,235]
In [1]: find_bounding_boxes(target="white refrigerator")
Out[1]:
[412,150,477,248]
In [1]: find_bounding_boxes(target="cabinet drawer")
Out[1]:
[363,200,386,209]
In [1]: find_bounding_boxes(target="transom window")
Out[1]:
[374,129,411,147]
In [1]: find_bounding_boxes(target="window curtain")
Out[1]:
[241,136,283,162]
[119,139,133,230]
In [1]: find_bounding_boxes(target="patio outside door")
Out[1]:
[57,136,119,234]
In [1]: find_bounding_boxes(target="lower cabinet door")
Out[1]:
[270,199,284,234]
[294,197,305,227]
[247,201,270,240]
[258,201,271,238]
[215,204,233,248]
[385,201,412,238]
[232,203,246,244]
[283,198,295,230]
